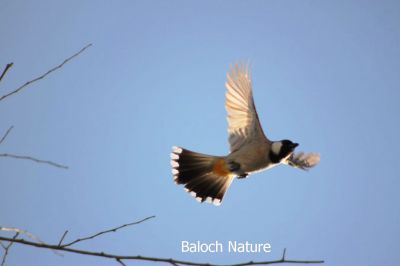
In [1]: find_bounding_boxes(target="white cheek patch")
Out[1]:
[271,142,282,155]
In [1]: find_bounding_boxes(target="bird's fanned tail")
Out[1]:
[171,146,234,206]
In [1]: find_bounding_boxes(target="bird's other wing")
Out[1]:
[225,63,268,152]
[286,152,320,170]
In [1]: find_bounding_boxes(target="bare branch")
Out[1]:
[58,230,68,247]
[61,216,156,247]
[0,235,324,266]
[0,219,323,265]
[0,44,92,102]
[0,153,68,169]
[1,232,19,266]
[0,227,43,245]
[0,126,13,145]
[0,227,61,258]
[0,63,13,83]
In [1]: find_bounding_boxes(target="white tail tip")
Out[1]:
[172,146,183,154]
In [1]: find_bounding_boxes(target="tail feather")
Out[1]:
[171,146,234,206]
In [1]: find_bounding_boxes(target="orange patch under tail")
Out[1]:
[212,158,231,177]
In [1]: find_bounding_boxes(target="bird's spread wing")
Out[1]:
[225,63,267,152]
[286,152,320,170]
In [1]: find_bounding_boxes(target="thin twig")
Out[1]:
[0,227,60,257]
[281,248,286,261]
[0,63,13,83]
[0,44,92,102]
[1,232,19,266]
[0,236,324,266]
[116,258,127,266]
[0,126,13,145]
[62,216,156,247]
[0,227,43,246]
[58,230,68,247]
[0,153,68,169]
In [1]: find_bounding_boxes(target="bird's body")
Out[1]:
[171,64,320,206]
[228,138,271,174]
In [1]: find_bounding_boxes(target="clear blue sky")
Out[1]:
[1,1,399,265]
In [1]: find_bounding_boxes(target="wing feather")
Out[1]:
[225,63,267,151]
[286,152,320,170]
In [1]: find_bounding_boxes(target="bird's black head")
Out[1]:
[270,139,299,163]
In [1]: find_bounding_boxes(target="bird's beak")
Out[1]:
[291,143,299,149]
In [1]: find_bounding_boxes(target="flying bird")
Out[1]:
[171,64,320,206]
